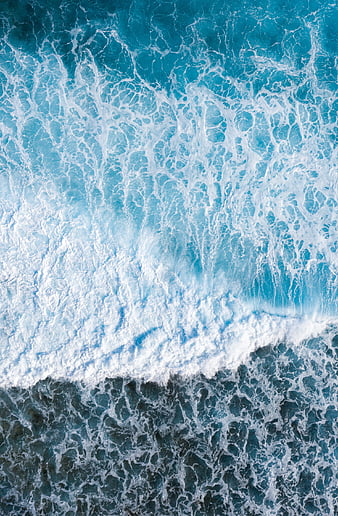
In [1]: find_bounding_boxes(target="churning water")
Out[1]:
[0,0,337,514]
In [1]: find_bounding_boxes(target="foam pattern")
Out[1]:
[0,332,337,514]
[0,0,337,386]
[0,2,337,512]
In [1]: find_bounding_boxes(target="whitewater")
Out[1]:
[0,1,337,514]
[0,0,337,388]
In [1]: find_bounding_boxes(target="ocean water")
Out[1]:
[0,0,337,513]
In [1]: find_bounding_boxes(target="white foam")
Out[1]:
[0,191,335,388]
[0,35,337,387]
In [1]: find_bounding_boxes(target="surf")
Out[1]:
[0,0,336,387]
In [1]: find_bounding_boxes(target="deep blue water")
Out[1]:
[0,0,337,513]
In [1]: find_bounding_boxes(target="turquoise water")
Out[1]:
[0,0,337,513]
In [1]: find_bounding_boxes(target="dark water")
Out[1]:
[1,333,337,515]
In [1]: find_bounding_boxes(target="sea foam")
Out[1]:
[0,0,337,387]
